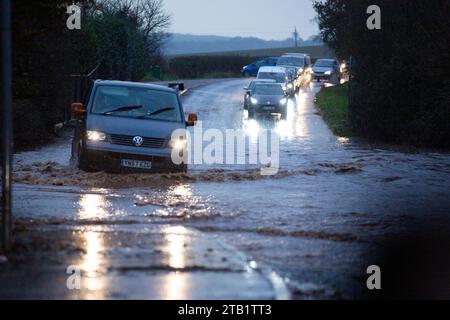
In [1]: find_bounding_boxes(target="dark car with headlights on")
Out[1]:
[247,83,288,119]
[243,78,276,110]
[69,80,198,173]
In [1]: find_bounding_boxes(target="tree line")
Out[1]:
[314,0,450,148]
[7,0,170,149]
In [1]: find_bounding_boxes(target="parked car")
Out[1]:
[243,79,276,110]
[241,57,279,77]
[247,83,288,119]
[256,66,293,96]
[312,59,340,83]
[70,80,197,173]
[277,54,312,91]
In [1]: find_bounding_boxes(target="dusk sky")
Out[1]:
[162,0,319,40]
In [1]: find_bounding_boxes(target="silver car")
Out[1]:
[70,80,197,173]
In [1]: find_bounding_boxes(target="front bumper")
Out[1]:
[84,144,185,173]
[249,104,285,114]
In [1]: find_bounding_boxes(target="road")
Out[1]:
[4,78,450,299]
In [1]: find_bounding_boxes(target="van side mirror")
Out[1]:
[186,112,198,127]
[71,102,85,115]
[168,82,185,92]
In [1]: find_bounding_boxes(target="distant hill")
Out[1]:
[163,33,322,55]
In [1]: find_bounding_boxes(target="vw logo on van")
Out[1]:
[132,136,144,147]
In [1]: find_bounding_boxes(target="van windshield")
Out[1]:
[314,60,335,67]
[257,72,285,83]
[91,86,182,122]
[277,56,305,67]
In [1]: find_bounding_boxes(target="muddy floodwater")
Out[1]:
[10,79,450,299]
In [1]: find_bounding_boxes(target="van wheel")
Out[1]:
[77,145,97,172]
[172,164,187,173]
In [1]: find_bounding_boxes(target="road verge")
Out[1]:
[315,83,353,137]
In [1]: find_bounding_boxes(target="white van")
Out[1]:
[277,54,312,91]
[256,66,294,96]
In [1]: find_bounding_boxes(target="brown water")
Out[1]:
[12,79,450,298]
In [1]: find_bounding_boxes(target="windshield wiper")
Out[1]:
[137,107,175,119]
[102,105,143,115]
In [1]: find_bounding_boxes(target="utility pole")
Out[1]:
[1,0,13,252]
[293,27,299,47]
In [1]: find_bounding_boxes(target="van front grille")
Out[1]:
[110,134,166,148]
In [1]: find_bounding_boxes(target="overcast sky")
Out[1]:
[162,0,319,40]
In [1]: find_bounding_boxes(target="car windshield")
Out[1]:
[91,86,182,122]
[277,56,305,67]
[314,60,335,67]
[257,72,285,83]
[249,80,275,90]
[253,84,284,95]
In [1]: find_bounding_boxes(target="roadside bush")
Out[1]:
[168,56,252,79]
[314,0,450,148]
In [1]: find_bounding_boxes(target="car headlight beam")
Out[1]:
[279,98,288,105]
[170,138,187,150]
[86,130,106,141]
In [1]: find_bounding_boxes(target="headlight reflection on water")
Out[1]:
[76,193,110,298]
[78,193,111,220]
[162,226,190,299]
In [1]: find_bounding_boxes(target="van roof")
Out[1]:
[258,66,286,73]
[251,79,277,83]
[283,53,309,57]
[94,80,176,93]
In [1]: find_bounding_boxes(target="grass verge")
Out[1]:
[315,83,353,137]
[141,73,178,82]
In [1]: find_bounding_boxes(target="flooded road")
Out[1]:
[9,79,450,299]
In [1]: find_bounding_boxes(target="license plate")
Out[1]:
[263,106,275,110]
[120,159,152,169]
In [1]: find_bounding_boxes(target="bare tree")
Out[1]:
[92,0,171,51]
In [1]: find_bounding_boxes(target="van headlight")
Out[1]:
[279,98,288,105]
[250,97,259,105]
[287,83,293,89]
[86,130,106,141]
[325,70,332,75]
[169,138,187,150]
